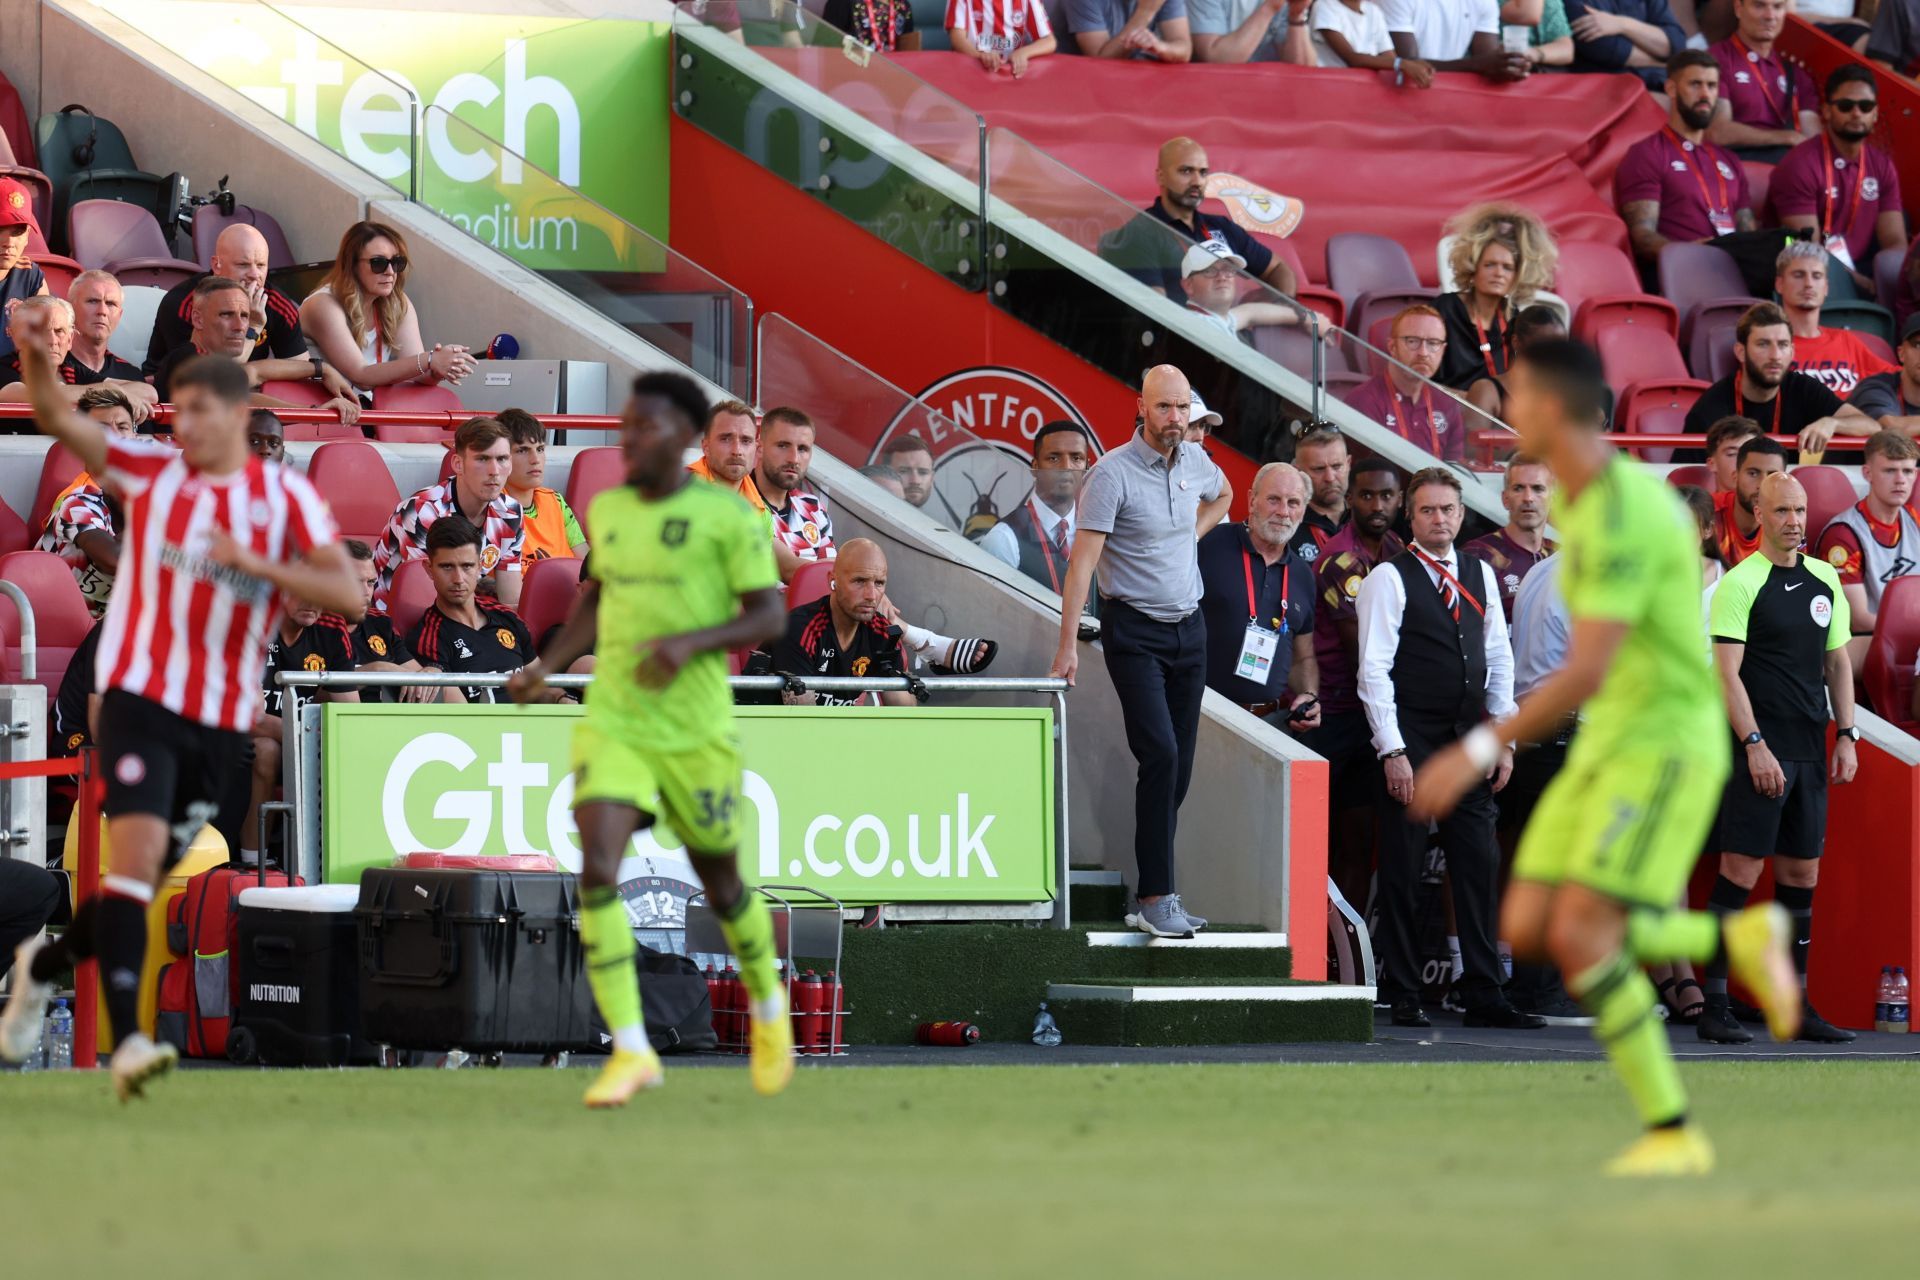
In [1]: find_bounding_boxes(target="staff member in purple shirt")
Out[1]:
[1707,0,1819,161]
[1769,65,1909,296]
[1615,50,1757,271]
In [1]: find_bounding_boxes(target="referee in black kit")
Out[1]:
[1197,462,1319,729]
[1050,365,1231,940]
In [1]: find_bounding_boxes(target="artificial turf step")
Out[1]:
[1069,881,1128,922]
[1045,982,1375,1046]
[1083,931,1293,980]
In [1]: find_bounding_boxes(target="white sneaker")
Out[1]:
[0,935,52,1064]
[110,1033,178,1102]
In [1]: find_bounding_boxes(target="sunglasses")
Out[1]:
[1831,99,1877,114]
[362,254,408,274]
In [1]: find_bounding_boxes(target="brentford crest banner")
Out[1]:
[1203,173,1303,240]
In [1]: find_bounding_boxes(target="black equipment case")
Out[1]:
[231,884,380,1066]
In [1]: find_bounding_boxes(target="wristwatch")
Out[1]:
[309,355,325,379]
[1381,748,1407,760]
[1836,725,1861,742]
[1742,731,1765,747]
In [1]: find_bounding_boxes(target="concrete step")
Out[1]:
[1067,868,1125,887]
[1083,930,1292,980]
[1045,981,1375,1046]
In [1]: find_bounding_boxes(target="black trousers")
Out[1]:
[1375,719,1505,1009]
[0,857,61,979]
[1100,600,1207,900]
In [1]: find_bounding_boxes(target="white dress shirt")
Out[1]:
[980,499,1077,571]
[1355,542,1517,756]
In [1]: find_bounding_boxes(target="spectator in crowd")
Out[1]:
[1704,413,1759,495]
[300,221,476,397]
[1567,0,1685,81]
[247,409,286,464]
[749,406,836,575]
[1069,0,1193,60]
[1706,0,1818,160]
[36,385,135,615]
[1435,204,1558,420]
[880,434,936,508]
[64,272,154,412]
[1775,242,1895,397]
[0,294,148,421]
[1048,365,1230,939]
[1288,426,1349,566]
[1814,430,1919,675]
[408,518,557,705]
[1311,0,1432,81]
[1617,51,1756,271]
[1850,313,1920,435]
[1712,434,1787,565]
[1507,0,1574,67]
[152,275,359,424]
[497,407,587,564]
[1357,467,1538,1029]
[1511,302,1567,351]
[142,224,326,387]
[1465,454,1557,617]
[1868,0,1920,75]
[341,538,440,703]
[760,538,914,708]
[1181,241,1317,343]
[947,0,1058,73]
[0,177,49,316]
[1380,0,1531,79]
[249,593,358,863]
[1793,0,1872,49]
[1701,471,1858,1044]
[1770,67,1907,294]
[979,420,1093,598]
[1184,389,1223,447]
[1677,481,1726,590]
[693,399,762,503]
[822,0,920,49]
[1345,304,1466,461]
[1198,462,1320,727]
[1195,0,1312,63]
[1683,303,1871,457]
[1304,457,1404,914]
[859,464,906,500]
[371,414,525,612]
[1125,137,1301,302]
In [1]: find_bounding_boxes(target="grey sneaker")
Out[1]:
[1133,897,1195,939]
[1168,894,1207,931]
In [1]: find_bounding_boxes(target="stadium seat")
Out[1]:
[1864,576,1920,729]
[1858,330,1897,366]
[1683,300,1754,382]
[518,555,584,647]
[29,442,85,537]
[0,501,29,558]
[1617,379,1709,463]
[107,283,165,367]
[1657,242,1754,333]
[1596,321,1690,392]
[66,199,201,288]
[1820,301,1896,347]
[1824,251,1861,302]
[565,448,625,535]
[1549,241,1642,319]
[1269,239,1346,329]
[1794,465,1858,539]
[1742,161,1774,216]
[1572,294,1678,343]
[0,549,95,697]
[1326,370,1370,399]
[1665,464,1711,489]
[1326,232,1420,309]
[32,105,177,249]
[279,421,360,443]
[1249,324,1352,381]
[1347,288,1437,363]
[787,559,833,612]
[438,449,455,484]
[371,383,464,414]
[26,227,83,297]
[373,423,452,445]
[256,379,330,407]
[305,441,400,544]
[1875,249,1905,309]
[191,202,294,271]
[385,558,436,643]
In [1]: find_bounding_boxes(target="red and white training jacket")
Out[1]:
[96,437,339,733]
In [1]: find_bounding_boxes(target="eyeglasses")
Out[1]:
[1832,99,1877,113]
[1396,336,1446,352]
[362,255,408,274]
[1190,266,1239,281]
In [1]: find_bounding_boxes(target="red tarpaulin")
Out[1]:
[889,54,1664,286]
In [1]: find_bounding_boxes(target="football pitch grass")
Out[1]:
[5,1058,1916,1278]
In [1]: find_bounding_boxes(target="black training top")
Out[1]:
[1709,550,1850,762]
[408,598,534,705]
[765,596,905,708]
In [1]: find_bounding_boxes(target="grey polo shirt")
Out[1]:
[1077,429,1225,622]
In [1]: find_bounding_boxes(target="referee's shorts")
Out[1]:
[1713,750,1828,860]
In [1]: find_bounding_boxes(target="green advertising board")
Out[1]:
[320,704,1056,904]
[112,1,669,270]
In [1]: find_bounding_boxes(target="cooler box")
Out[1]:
[355,867,593,1052]
[232,884,378,1067]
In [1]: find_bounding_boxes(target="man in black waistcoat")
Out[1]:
[978,420,1099,620]
[1356,467,1543,1030]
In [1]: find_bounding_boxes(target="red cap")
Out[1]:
[0,177,37,233]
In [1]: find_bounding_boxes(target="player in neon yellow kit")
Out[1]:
[510,371,791,1108]
[1412,340,1800,1177]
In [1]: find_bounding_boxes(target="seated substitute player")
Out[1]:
[249,593,358,866]
[341,538,444,704]
[1411,338,1800,1178]
[1700,471,1859,1045]
[1813,430,1920,677]
[407,518,559,706]
[498,407,587,564]
[1712,435,1787,566]
[37,385,138,615]
[1704,414,1760,495]
[0,331,361,1099]
[371,414,526,612]
[508,370,792,1108]
[757,538,914,708]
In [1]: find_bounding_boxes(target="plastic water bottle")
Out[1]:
[44,1000,72,1070]
[1877,966,1895,1033]
[1031,1002,1062,1048]
[1890,967,1911,1035]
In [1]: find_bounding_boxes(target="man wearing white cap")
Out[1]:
[1185,388,1223,446]
[1183,240,1316,343]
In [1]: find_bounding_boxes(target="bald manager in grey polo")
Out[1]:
[1050,365,1232,939]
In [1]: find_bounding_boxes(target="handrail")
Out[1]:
[0,582,38,683]
[0,405,622,431]
[278,671,1068,694]
[1468,429,1869,456]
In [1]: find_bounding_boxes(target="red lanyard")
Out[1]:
[1241,546,1287,628]
[1393,384,1442,457]
[1735,383,1783,435]
[1472,307,1505,382]
[1731,36,1796,128]
[1665,128,1734,227]
[1819,134,1870,243]
[1412,547,1485,618]
[862,0,897,48]
[1030,499,1063,593]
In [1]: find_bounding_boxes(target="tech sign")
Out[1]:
[871,367,1100,534]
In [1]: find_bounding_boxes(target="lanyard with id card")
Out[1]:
[1235,547,1287,684]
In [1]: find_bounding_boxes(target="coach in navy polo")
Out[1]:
[1050,364,1230,939]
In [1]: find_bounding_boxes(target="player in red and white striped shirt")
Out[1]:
[0,322,362,1099]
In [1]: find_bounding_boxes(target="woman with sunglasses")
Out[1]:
[300,221,475,397]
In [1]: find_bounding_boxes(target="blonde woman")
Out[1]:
[300,221,474,397]
[1436,203,1558,418]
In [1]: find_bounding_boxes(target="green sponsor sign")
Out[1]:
[115,1,669,270]
[320,705,1056,904]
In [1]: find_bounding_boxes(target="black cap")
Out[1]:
[1901,313,1920,347]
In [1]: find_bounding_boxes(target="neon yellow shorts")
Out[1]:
[570,717,743,855]
[1513,748,1728,908]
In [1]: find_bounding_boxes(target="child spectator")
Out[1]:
[1312,0,1433,82]
[947,0,1059,74]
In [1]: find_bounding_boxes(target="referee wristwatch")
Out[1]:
[1742,731,1764,747]
[1836,725,1861,743]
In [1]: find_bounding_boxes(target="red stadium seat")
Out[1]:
[0,595,18,684]
[1665,464,1711,489]
[1549,241,1642,318]
[1864,576,1920,728]
[1269,239,1346,328]
[1348,289,1439,367]
[0,501,29,558]
[0,549,95,697]
[66,199,200,288]
[564,448,625,536]
[1685,304,1751,384]
[1572,294,1679,344]
[438,448,456,484]
[28,251,80,298]
[1858,329,1896,366]
[787,560,834,612]
[278,421,360,443]
[1742,161,1774,216]
[1617,379,1709,463]
[1875,249,1905,311]
[29,442,85,537]
[1596,322,1690,392]
[1657,242,1755,335]
[374,423,453,445]
[1250,324,1353,381]
[256,380,330,408]
[1327,232,1421,308]
[385,558,437,646]
[305,441,400,545]
[372,383,464,414]
[518,555,584,649]
[1794,465,1858,542]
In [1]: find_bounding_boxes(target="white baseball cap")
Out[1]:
[1188,390,1223,427]
[1181,238,1248,278]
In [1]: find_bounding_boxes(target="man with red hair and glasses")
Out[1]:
[1343,305,1465,462]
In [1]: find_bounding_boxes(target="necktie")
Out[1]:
[1053,519,1070,559]
[1421,553,1458,620]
